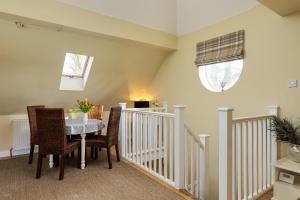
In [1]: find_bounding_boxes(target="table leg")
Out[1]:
[81,133,86,169]
[49,154,54,168]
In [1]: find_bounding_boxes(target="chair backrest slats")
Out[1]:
[106,107,122,145]
[27,105,45,145]
[36,108,66,154]
[88,105,104,120]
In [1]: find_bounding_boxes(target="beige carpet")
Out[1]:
[0,153,183,200]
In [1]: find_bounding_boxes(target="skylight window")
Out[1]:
[62,53,90,78]
[59,52,94,91]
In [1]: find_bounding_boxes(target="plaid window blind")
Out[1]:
[195,30,245,66]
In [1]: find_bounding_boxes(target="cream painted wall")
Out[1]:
[151,5,300,199]
[0,17,170,150]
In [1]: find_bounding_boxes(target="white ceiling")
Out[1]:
[57,0,177,34]
[177,0,258,35]
[57,0,257,35]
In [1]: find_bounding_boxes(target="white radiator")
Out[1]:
[12,119,30,155]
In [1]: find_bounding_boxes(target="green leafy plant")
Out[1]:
[271,116,300,145]
[77,98,95,113]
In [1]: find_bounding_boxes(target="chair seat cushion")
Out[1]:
[65,141,80,153]
[86,135,107,146]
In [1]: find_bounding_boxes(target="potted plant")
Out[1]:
[77,98,95,122]
[271,116,300,162]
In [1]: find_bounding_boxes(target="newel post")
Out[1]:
[174,105,186,189]
[119,103,127,157]
[162,101,168,112]
[268,105,279,184]
[218,108,234,200]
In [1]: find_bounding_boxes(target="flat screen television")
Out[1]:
[134,101,150,108]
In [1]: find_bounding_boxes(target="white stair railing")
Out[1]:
[119,103,210,200]
[219,106,279,200]
[184,124,210,200]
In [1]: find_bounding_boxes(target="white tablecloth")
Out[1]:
[65,119,104,135]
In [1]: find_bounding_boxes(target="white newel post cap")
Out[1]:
[173,105,186,109]
[218,107,234,112]
[119,103,127,109]
[268,105,279,116]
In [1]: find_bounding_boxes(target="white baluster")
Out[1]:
[253,120,258,196]
[163,117,168,179]
[133,112,137,162]
[149,115,153,171]
[129,113,132,161]
[191,137,194,195]
[258,120,263,193]
[158,116,162,176]
[153,116,157,173]
[263,119,267,190]
[267,118,271,188]
[237,122,242,200]
[243,122,248,200]
[169,118,174,181]
[248,121,253,198]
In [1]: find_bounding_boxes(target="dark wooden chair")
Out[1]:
[27,105,45,164]
[35,108,81,180]
[86,106,121,169]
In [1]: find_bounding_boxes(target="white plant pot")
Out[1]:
[83,113,88,122]
[287,144,300,163]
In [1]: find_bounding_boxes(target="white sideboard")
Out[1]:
[272,158,300,200]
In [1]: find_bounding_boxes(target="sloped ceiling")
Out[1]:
[57,0,258,35]
[0,18,170,114]
[177,0,258,35]
[57,0,177,34]
[258,0,300,16]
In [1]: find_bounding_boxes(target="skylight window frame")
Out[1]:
[62,55,91,79]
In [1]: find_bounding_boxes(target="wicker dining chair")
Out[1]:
[88,105,104,159]
[85,106,121,169]
[35,108,81,180]
[27,105,45,164]
[88,105,104,120]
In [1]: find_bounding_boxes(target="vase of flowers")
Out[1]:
[271,116,300,162]
[77,98,95,122]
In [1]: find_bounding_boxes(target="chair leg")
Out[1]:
[90,147,94,159]
[77,148,81,169]
[54,155,59,167]
[107,147,112,169]
[115,144,120,162]
[94,147,98,160]
[59,155,65,180]
[36,153,43,179]
[28,145,35,164]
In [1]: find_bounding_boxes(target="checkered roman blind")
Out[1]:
[195,30,245,66]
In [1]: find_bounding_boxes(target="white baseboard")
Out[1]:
[0,146,38,158]
[0,150,10,158]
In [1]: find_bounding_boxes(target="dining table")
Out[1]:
[49,118,104,169]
